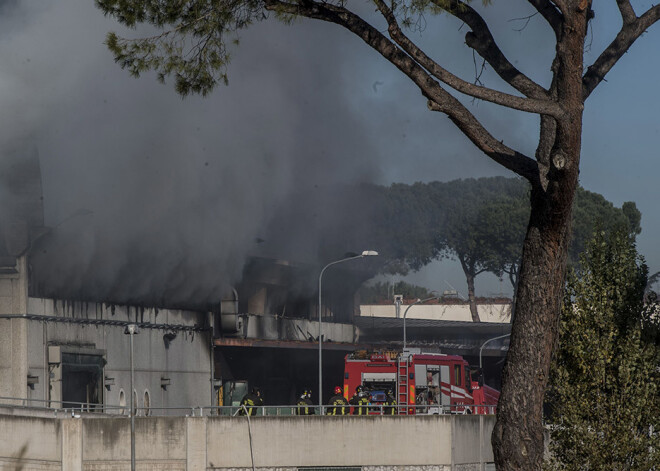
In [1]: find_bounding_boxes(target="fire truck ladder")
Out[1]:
[397,356,411,415]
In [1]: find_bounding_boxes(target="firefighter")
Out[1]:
[384,390,397,415]
[296,389,314,415]
[238,387,263,416]
[327,386,349,415]
[349,385,370,415]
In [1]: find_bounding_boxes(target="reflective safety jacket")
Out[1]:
[350,393,370,415]
[326,394,349,415]
[384,396,397,415]
[296,397,315,415]
[238,393,263,416]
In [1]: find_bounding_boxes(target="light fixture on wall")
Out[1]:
[104,376,115,391]
[27,374,39,390]
[160,376,171,390]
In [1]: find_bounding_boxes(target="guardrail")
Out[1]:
[0,396,496,417]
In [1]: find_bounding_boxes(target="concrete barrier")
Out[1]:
[0,413,495,470]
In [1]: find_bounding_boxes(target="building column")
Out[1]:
[0,255,29,403]
[62,418,83,471]
[186,417,207,471]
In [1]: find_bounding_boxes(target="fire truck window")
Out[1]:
[454,365,461,386]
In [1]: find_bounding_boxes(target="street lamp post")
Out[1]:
[479,333,510,369]
[403,296,439,351]
[318,250,378,410]
[124,324,140,471]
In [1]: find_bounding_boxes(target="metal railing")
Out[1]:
[336,403,497,416]
[0,396,125,416]
[0,396,496,417]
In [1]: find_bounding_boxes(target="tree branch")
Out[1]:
[583,5,660,100]
[475,267,489,276]
[507,264,518,288]
[616,0,636,25]
[526,0,562,38]
[435,0,549,100]
[374,0,562,117]
[263,0,540,182]
[425,97,539,185]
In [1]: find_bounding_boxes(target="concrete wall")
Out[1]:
[206,416,457,468]
[0,254,213,412]
[1,296,213,413]
[359,303,511,324]
[0,413,495,470]
[0,256,28,316]
[0,256,29,402]
[0,415,61,470]
[29,298,213,413]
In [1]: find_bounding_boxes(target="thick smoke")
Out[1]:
[0,1,395,307]
[0,0,551,307]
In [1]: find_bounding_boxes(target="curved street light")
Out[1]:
[318,250,378,409]
[402,296,439,351]
[479,333,511,369]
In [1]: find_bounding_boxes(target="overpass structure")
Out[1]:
[0,411,495,471]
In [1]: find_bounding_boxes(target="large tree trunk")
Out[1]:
[459,258,480,322]
[465,271,480,323]
[491,188,575,469]
[492,8,586,468]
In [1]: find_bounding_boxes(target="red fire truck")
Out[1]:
[343,349,499,415]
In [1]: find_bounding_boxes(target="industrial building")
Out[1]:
[0,147,510,412]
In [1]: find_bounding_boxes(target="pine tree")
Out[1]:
[545,229,660,471]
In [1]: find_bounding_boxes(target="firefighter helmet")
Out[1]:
[251,387,261,396]
[334,386,342,395]
[356,385,363,393]
[302,389,311,399]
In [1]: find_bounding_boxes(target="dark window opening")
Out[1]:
[61,353,104,410]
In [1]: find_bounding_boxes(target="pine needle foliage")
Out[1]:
[545,229,660,471]
[97,0,265,96]
[95,0,490,96]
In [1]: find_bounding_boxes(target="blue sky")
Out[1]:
[1,1,659,300]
